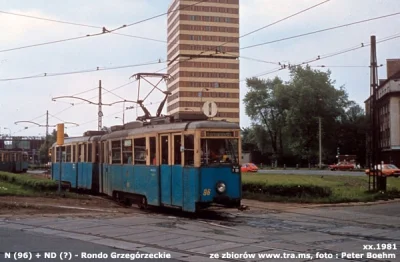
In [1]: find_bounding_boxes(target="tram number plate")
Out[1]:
[203,189,211,196]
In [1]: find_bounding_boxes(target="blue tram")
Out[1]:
[50,119,242,212]
[0,150,29,173]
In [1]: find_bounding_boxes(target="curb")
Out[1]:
[242,198,400,209]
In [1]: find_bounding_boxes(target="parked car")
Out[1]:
[365,164,400,178]
[241,163,259,172]
[329,162,356,171]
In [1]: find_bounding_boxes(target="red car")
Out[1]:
[241,163,259,172]
[329,162,356,171]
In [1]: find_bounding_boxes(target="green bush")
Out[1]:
[0,171,57,191]
[242,182,332,198]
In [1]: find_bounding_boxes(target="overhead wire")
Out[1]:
[0,60,165,82]
[70,100,164,129]
[0,53,279,82]
[245,32,400,80]
[0,0,208,54]
[240,11,400,50]
[227,0,330,46]
[51,80,139,117]
[0,10,166,44]
[181,0,331,60]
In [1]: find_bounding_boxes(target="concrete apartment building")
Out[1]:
[365,59,400,165]
[166,0,240,123]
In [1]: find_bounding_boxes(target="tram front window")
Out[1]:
[201,139,238,165]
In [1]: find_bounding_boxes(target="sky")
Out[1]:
[0,0,399,137]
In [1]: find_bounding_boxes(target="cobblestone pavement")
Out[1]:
[0,201,399,262]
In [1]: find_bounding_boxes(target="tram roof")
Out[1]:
[102,120,240,141]
[53,120,239,146]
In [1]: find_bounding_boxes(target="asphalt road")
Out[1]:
[258,169,366,176]
[0,227,179,262]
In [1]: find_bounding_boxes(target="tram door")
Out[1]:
[159,134,172,205]
[159,133,184,207]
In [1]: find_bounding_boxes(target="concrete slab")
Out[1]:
[189,242,245,254]
[254,241,314,252]
[276,231,345,243]
[137,233,183,244]
[129,225,171,232]
[10,217,65,226]
[374,230,400,240]
[48,221,109,231]
[176,223,215,232]
[78,225,153,237]
[217,244,272,254]
[156,236,203,247]
[24,227,65,236]
[0,223,33,230]
[307,237,351,246]
[60,232,102,242]
[90,238,145,250]
[117,231,163,242]
[175,239,222,250]
[105,216,167,226]
[169,229,259,244]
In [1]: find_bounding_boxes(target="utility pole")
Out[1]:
[122,101,125,125]
[319,117,322,169]
[98,80,103,131]
[370,35,379,191]
[45,110,49,147]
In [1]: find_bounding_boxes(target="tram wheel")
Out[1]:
[138,196,148,209]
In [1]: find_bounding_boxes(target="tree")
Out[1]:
[335,103,367,165]
[243,65,366,166]
[283,66,349,163]
[243,77,288,161]
[38,129,69,164]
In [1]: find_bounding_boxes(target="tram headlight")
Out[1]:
[216,182,226,193]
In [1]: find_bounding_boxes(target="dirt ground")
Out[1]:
[0,194,134,218]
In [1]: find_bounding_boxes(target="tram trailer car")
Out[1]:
[51,119,242,212]
[0,150,29,173]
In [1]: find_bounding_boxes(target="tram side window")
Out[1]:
[122,139,132,164]
[103,142,108,164]
[184,135,194,166]
[95,143,99,163]
[66,146,72,162]
[174,135,182,165]
[0,154,2,162]
[72,145,77,162]
[161,136,169,165]
[150,137,156,165]
[87,143,92,162]
[134,138,146,164]
[78,144,85,162]
[56,147,66,162]
[111,140,121,164]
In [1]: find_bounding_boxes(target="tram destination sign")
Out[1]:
[205,131,234,137]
